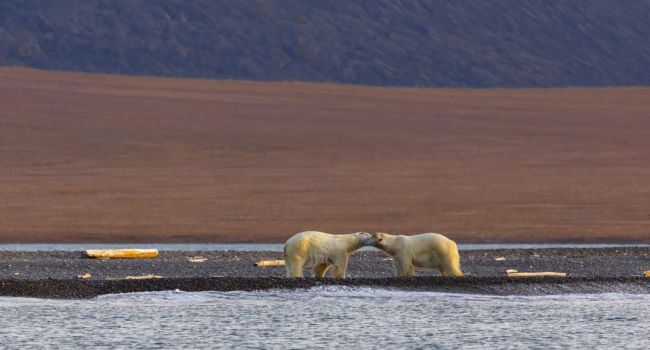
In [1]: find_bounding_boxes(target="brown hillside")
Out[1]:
[1,68,649,243]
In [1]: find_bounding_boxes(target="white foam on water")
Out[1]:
[2,286,648,306]
[91,286,650,303]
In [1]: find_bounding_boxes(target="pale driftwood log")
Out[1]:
[125,274,163,279]
[105,274,163,280]
[255,260,286,267]
[187,256,208,263]
[507,272,566,277]
[85,249,159,259]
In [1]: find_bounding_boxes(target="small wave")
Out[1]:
[506,292,650,302]
[95,289,205,302]
[93,286,650,303]
[94,286,480,302]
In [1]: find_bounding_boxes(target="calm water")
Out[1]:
[0,243,647,251]
[1,287,648,349]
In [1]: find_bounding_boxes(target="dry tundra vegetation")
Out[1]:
[1,67,649,243]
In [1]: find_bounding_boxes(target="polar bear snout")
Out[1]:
[371,232,387,248]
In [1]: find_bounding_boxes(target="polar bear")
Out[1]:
[372,232,463,277]
[283,231,375,278]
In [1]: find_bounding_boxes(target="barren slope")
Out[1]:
[1,68,649,243]
[2,1,650,87]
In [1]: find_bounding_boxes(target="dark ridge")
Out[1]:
[1,277,649,299]
[1,0,649,87]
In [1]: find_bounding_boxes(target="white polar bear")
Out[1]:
[372,232,463,277]
[283,231,375,278]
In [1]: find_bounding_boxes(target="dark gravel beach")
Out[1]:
[1,248,648,298]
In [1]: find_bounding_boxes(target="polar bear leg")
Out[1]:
[285,256,306,278]
[312,263,331,278]
[405,264,416,277]
[393,255,415,277]
[445,243,463,277]
[441,262,463,277]
[331,256,349,279]
[441,250,463,277]
[392,260,405,277]
[331,265,345,279]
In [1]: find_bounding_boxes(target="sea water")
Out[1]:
[1,287,648,349]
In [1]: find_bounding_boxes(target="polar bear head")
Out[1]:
[371,232,390,250]
[353,231,376,246]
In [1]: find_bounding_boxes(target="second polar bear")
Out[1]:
[372,232,463,277]
[284,231,375,278]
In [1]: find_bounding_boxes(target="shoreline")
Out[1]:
[0,247,648,298]
[2,277,649,299]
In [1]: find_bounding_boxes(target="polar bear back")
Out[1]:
[284,231,350,266]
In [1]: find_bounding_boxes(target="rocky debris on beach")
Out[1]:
[1,248,647,280]
[0,248,648,298]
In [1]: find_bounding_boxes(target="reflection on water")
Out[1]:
[1,287,648,349]
[0,242,648,251]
